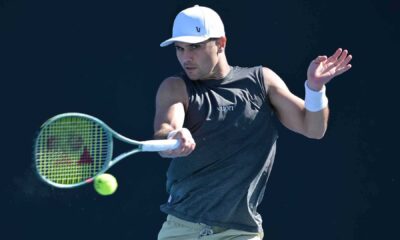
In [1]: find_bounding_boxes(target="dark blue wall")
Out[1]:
[2,0,399,239]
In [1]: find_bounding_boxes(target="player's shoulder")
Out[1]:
[161,75,186,87]
[157,75,188,98]
[260,66,282,83]
[163,75,184,82]
[250,66,286,97]
[234,65,275,78]
[233,65,263,71]
[236,65,278,81]
[260,66,275,75]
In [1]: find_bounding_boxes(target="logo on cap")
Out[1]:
[196,27,201,32]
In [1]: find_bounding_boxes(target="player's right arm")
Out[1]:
[153,77,196,158]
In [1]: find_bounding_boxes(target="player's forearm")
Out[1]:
[302,81,329,139]
[304,107,329,139]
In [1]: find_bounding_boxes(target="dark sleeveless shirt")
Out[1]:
[160,66,279,232]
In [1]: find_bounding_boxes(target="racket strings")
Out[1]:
[35,117,110,185]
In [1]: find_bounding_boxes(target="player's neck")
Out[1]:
[208,56,231,80]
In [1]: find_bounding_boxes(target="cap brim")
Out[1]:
[160,36,210,47]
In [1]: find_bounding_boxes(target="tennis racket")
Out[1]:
[34,112,179,188]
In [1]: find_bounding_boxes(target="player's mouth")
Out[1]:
[185,66,197,71]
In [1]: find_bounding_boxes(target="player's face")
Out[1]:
[174,39,220,80]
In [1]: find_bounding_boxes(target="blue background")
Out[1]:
[1,0,399,239]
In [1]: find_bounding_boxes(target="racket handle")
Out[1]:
[141,139,180,152]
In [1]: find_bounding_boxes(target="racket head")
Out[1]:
[34,113,113,188]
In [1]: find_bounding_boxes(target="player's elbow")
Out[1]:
[305,129,326,139]
[308,133,325,140]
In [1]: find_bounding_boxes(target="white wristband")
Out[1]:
[304,81,328,112]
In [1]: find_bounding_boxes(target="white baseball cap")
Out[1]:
[160,5,225,47]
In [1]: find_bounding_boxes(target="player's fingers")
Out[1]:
[181,142,196,156]
[339,49,348,60]
[179,143,191,155]
[334,49,348,67]
[169,143,188,156]
[159,150,174,158]
[314,55,327,63]
[338,54,352,68]
[160,136,196,158]
[187,142,196,154]
[335,64,352,76]
[325,48,342,64]
[324,51,351,74]
[175,139,195,157]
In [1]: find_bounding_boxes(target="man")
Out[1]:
[154,5,352,240]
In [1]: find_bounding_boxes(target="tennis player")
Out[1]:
[154,5,352,240]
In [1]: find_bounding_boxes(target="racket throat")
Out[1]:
[109,149,141,168]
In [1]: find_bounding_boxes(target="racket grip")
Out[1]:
[141,139,180,152]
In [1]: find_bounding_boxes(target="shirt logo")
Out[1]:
[217,105,235,112]
[196,27,201,32]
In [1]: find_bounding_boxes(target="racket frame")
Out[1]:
[34,112,153,188]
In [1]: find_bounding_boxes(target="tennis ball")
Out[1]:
[94,173,118,196]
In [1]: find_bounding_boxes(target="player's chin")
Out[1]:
[184,70,200,80]
[186,75,198,81]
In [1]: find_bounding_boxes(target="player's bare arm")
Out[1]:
[264,48,352,139]
[153,77,196,157]
[263,67,326,139]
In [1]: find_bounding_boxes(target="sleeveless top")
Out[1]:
[160,66,279,232]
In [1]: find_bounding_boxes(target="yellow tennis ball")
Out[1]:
[94,173,118,196]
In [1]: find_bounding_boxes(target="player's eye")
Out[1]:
[189,44,201,49]
[175,46,184,51]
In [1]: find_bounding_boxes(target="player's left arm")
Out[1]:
[265,48,352,139]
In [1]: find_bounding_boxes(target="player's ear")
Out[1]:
[216,37,227,53]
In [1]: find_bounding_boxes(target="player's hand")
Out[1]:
[159,128,196,158]
[307,48,353,90]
